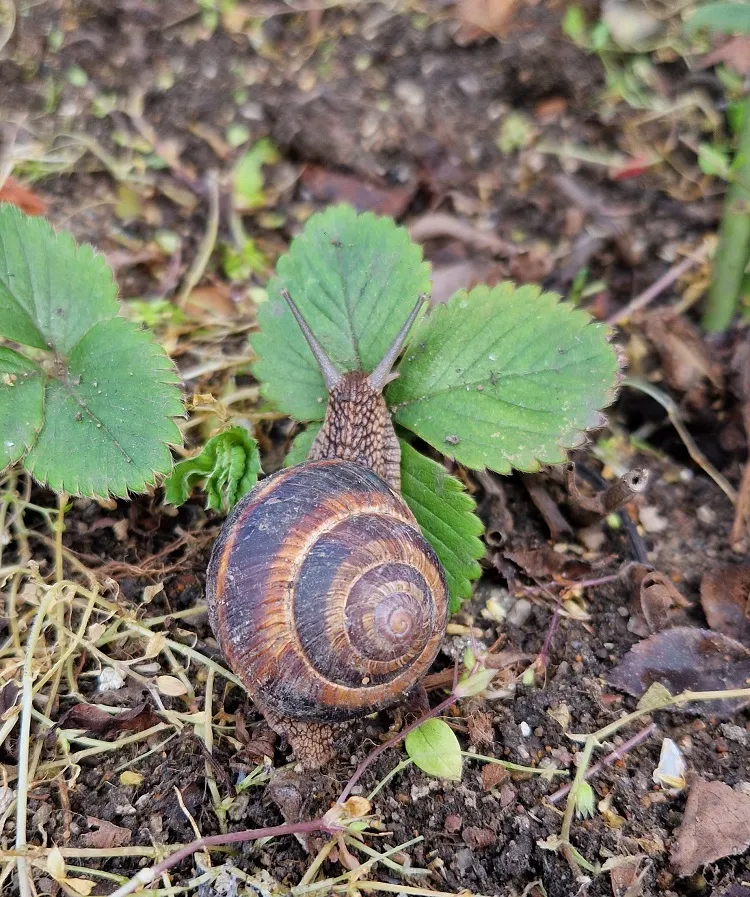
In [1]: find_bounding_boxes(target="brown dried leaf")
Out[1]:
[82,817,132,849]
[481,763,508,791]
[702,566,750,648]
[301,165,416,218]
[642,311,721,394]
[462,826,496,849]
[630,569,692,636]
[0,177,48,215]
[506,547,589,581]
[57,702,159,737]
[671,779,750,876]
[701,36,750,76]
[467,709,494,746]
[608,627,750,718]
[0,681,20,717]
[453,0,520,43]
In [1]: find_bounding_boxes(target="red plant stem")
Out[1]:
[546,722,657,805]
[337,692,459,805]
[535,597,562,673]
[109,819,343,897]
[607,254,699,326]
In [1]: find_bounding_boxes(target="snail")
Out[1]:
[206,290,449,768]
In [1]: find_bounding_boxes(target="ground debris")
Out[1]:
[55,702,160,737]
[670,778,750,876]
[701,565,750,647]
[608,627,750,718]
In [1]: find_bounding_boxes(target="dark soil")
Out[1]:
[1,3,749,897]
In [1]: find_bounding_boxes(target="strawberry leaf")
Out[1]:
[0,204,184,496]
[251,204,431,421]
[399,442,484,613]
[387,283,619,473]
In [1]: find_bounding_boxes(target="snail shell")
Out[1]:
[206,459,449,723]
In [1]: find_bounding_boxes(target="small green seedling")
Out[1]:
[251,204,620,610]
[0,205,184,497]
[405,718,463,782]
[165,425,261,512]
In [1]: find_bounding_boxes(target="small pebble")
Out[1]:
[507,598,532,628]
[519,721,531,738]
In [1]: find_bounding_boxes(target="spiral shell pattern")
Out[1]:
[206,460,449,722]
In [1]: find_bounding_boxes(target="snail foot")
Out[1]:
[264,709,340,770]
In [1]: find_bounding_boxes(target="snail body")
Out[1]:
[206,291,449,763]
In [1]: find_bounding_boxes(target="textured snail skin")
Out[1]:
[206,459,449,723]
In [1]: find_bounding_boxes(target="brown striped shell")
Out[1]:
[206,459,449,722]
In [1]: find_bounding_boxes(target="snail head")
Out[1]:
[281,289,425,394]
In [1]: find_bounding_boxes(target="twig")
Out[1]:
[547,722,657,805]
[106,820,345,897]
[520,473,573,540]
[607,253,703,326]
[408,213,521,257]
[176,171,220,309]
[624,378,737,504]
[565,462,648,515]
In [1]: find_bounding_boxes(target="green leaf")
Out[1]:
[387,283,619,474]
[24,319,183,496]
[686,2,750,35]
[562,4,588,44]
[165,426,261,511]
[251,204,431,422]
[284,424,321,468]
[0,204,119,354]
[698,142,731,179]
[0,206,184,496]
[232,138,279,212]
[399,442,484,613]
[405,718,462,781]
[574,781,595,819]
[0,348,45,468]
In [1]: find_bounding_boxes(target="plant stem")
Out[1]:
[106,820,344,897]
[547,722,656,805]
[338,692,458,805]
[54,492,66,583]
[15,587,57,897]
[703,94,750,332]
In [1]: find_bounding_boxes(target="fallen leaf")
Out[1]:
[606,853,645,897]
[0,681,20,717]
[83,817,132,849]
[671,779,750,876]
[701,36,750,76]
[701,566,750,648]
[119,770,144,787]
[506,547,590,581]
[467,709,494,746]
[47,845,66,881]
[301,165,416,217]
[452,0,520,43]
[608,627,750,718]
[642,311,721,395]
[462,826,496,849]
[481,763,508,791]
[66,879,95,896]
[56,702,159,737]
[0,177,48,215]
[156,675,189,697]
[629,568,691,637]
